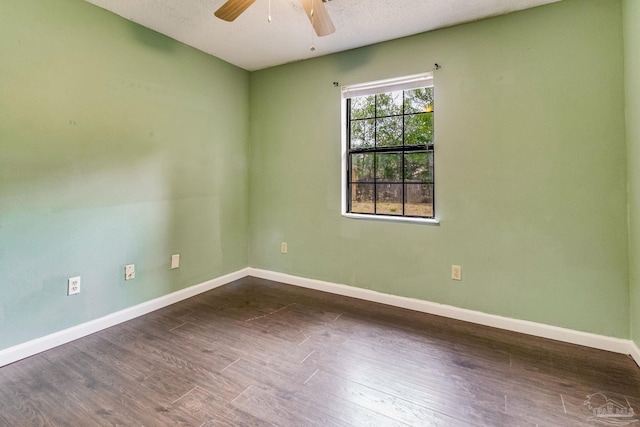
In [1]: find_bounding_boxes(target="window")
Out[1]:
[342,73,435,221]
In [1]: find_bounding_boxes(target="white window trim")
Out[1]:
[342,212,440,225]
[341,73,433,99]
[340,72,439,225]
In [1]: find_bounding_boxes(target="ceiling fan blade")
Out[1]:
[299,0,335,37]
[214,0,256,22]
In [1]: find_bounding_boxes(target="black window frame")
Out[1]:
[344,76,435,220]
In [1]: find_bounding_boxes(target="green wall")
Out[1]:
[1,0,634,353]
[0,0,250,350]
[624,0,640,345]
[249,0,630,337]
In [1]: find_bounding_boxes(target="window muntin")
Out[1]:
[343,74,434,220]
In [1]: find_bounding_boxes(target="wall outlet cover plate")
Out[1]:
[171,254,180,269]
[68,276,81,295]
[451,265,462,281]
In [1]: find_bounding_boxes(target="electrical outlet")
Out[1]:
[125,264,135,280]
[171,254,180,269]
[451,265,462,281]
[68,276,81,296]
[281,242,288,254]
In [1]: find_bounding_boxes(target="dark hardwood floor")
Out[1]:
[1,276,639,426]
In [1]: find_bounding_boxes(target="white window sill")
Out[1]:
[342,212,440,225]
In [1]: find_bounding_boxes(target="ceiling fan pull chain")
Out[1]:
[309,0,316,51]
[268,0,272,22]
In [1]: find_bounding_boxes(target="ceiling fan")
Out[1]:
[214,0,335,37]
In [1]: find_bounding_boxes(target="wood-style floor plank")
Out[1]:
[1,276,639,426]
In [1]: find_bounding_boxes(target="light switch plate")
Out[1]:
[125,264,135,280]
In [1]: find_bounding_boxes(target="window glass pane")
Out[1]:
[375,153,402,182]
[404,87,434,114]
[350,95,375,119]
[350,184,374,213]
[350,119,375,149]
[350,153,374,182]
[376,116,402,147]
[376,91,403,117]
[405,184,434,217]
[344,74,434,219]
[404,113,433,145]
[404,152,433,182]
[376,184,403,215]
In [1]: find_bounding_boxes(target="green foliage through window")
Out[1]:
[347,85,434,218]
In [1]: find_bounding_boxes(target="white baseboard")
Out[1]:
[248,268,635,357]
[0,268,250,368]
[630,340,640,368]
[3,266,640,369]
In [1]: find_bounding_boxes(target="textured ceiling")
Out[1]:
[85,0,561,71]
